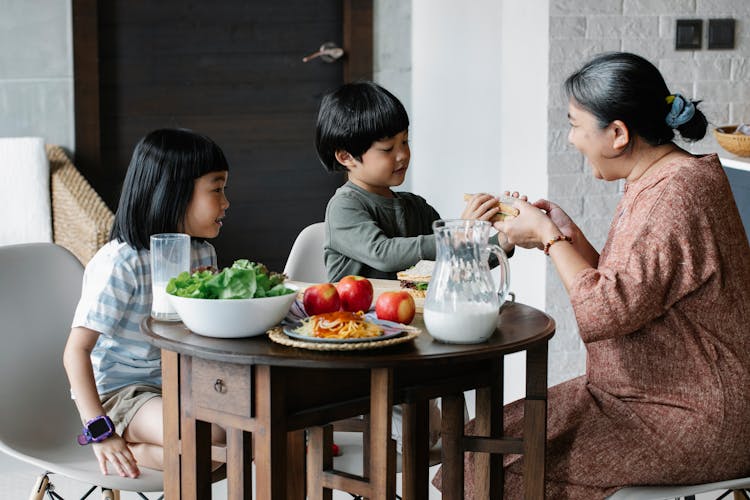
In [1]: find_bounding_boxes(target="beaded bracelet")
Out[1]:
[543,235,572,255]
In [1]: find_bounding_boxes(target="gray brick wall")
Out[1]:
[0,0,74,150]
[374,0,412,115]
[547,0,750,385]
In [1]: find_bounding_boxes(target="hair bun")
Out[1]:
[665,94,695,129]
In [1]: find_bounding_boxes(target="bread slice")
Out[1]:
[397,260,434,298]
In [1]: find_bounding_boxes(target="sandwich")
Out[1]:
[463,194,520,222]
[397,260,435,298]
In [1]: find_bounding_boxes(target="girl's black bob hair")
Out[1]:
[564,52,707,145]
[110,128,229,250]
[315,81,409,172]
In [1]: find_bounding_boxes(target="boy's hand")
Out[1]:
[92,434,140,478]
[461,193,501,221]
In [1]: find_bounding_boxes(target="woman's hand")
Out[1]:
[461,193,501,221]
[533,199,577,239]
[93,435,140,478]
[494,192,561,249]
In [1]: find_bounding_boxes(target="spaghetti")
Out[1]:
[293,310,383,339]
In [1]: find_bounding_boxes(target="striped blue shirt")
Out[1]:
[72,239,216,394]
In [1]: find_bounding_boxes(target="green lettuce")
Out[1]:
[166,259,293,299]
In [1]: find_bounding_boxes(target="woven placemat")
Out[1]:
[267,326,420,351]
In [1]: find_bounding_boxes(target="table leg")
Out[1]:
[523,343,548,500]
[179,355,213,500]
[287,429,306,499]
[307,425,333,500]
[370,367,396,499]
[226,428,252,499]
[254,365,289,500]
[401,400,429,500]
[161,350,181,500]
[474,359,504,500]
[441,392,465,500]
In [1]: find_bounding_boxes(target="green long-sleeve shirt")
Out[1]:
[324,182,440,281]
[324,182,509,282]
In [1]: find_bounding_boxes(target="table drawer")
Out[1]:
[191,358,252,418]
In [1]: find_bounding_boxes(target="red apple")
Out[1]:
[303,283,341,315]
[336,275,374,312]
[375,291,416,325]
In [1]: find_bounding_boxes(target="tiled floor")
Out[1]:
[0,414,726,500]
[0,447,442,499]
[1,448,730,500]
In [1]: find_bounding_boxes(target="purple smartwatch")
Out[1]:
[77,415,115,445]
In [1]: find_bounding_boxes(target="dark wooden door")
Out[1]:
[73,0,372,271]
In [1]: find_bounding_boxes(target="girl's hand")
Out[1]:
[461,193,501,221]
[532,199,577,239]
[93,435,140,478]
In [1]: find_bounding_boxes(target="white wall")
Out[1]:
[411,0,549,402]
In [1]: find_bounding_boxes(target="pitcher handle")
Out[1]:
[488,244,511,305]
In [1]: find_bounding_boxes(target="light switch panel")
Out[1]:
[676,19,702,50]
[708,18,735,50]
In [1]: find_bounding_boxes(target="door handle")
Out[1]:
[303,42,344,63]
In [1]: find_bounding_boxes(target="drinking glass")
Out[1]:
[150,233,190,321]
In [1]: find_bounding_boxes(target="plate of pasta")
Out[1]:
[284,310,406,343]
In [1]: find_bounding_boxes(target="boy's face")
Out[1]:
[336,129,410,197]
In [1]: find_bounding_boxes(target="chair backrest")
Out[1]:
[0,243,84,454]
[283,222,327,283]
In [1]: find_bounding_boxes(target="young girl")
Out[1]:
[63,128,230,478]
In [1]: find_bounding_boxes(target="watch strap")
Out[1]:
[77,415,115,445]
[77,432,91,445]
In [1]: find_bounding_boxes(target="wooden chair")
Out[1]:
[285,223,442,498]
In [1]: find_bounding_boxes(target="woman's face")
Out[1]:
[567,100,620,181]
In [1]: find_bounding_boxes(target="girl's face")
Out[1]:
[340,129,410,197]
[182,170,229,238]
[567,100,622,181]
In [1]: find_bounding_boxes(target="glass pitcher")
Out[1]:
[423,219,511,344]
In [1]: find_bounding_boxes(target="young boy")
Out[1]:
[315,81,513,282]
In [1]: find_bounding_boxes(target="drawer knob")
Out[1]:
[213,379,226,393]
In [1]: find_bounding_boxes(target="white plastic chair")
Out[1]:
[607,477,750,500]
[0,243,164,499]
[608,477,750,500]
[283,222,327,283]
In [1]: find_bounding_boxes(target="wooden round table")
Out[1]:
[142,301,555,500]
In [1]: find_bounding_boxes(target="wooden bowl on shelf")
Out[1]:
[714,125,750,157]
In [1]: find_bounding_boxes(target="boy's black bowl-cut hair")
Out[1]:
[315,81,409,172]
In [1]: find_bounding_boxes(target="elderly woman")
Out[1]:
[439,52,750,498]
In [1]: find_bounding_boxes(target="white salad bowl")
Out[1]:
[168,285,298,338]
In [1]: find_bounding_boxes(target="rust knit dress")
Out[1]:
[437,154,750,499]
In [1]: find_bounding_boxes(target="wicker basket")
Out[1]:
[714,125,750,157]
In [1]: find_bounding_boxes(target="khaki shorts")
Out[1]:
[100,384,161,437]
